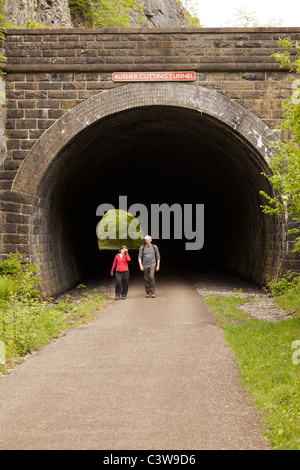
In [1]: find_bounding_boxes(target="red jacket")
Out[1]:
[111,251,131,275]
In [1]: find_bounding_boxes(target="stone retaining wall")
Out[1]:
[1,27,300,293]
[3,28,299,166]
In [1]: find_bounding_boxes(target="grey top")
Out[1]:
[138,244,160,269]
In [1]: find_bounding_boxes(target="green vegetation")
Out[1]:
[0,0,204,37]
[267,271,300,316]
[97,209,144,250]
[204,272,300,449]
[226,6,282,27]
[69,0,202,29]
[25,20,52,29]
[1,0,146,32]
[204,292,300,449]
[250,42,300,446]
[0,0,7,75]
[0,254,109,373]
[179,1,201,27]
[0,0,6,39]
[69,0,145,28]
[0,253,43,299]
[261,38,300,253]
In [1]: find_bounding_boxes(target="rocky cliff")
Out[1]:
[138,0,186,28]
[4,0,72,27]
[4,0,187,28]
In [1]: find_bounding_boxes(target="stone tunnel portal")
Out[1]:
[29,99,279,296]
[10,83,282,296]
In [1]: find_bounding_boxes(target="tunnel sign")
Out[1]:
[112,71,196,82]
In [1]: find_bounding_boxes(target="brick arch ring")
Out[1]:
[12,82,276,195]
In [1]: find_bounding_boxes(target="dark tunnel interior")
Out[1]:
[35,105,277,295]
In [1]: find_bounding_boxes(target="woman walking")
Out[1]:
[111,245,131,299]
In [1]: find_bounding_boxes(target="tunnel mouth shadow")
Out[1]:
[30,103,281,297]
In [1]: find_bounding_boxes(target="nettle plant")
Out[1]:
[0,254,45,358]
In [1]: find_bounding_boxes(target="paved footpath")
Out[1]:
[0,274,270,450]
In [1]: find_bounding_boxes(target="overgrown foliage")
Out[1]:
[0,0,5,39]
[69,0,145,28]
[0,254,44,359]
[265,270,300,316]
[179,0,201,27]
[260,38,300,253]
[267,270,300,297]
[0,253,42,300]
[0,0,7,75]
[226,6,282,27]
[0,254,108,368]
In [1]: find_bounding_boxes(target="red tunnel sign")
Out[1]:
[112,71,196,82]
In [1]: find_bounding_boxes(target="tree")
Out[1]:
[226,6,281,27]
[179,0,201,27]
[260,39,300,253]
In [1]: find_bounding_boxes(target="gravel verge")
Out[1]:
[195,272,294,322]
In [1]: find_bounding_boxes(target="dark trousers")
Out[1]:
[115,271,129,297]
[144,265,156,293]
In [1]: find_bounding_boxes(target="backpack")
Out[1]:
[141,243,157,264]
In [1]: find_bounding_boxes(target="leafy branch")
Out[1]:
[179,0,201,27]
[226,6,282,27]
[260,38,300,253]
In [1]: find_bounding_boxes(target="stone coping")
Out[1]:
[4,63,283,73]
[5,27,300,35]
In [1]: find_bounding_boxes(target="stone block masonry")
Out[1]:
[3,64,296,174]
[1,27,300,294]
[2,27,299,167]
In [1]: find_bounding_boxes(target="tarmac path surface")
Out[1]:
[0,273,270,450]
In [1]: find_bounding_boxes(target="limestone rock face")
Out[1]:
[4,0,72,27]
[140,0,187,28]
[4,0,187,28]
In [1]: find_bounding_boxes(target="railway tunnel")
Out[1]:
[14,84,281,296]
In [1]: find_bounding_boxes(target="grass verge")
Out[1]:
[0,288,111,376]
[204,293,300,450]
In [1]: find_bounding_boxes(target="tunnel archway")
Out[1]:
[13,83,282,296]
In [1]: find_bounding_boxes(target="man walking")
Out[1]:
[138,235,160,298]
